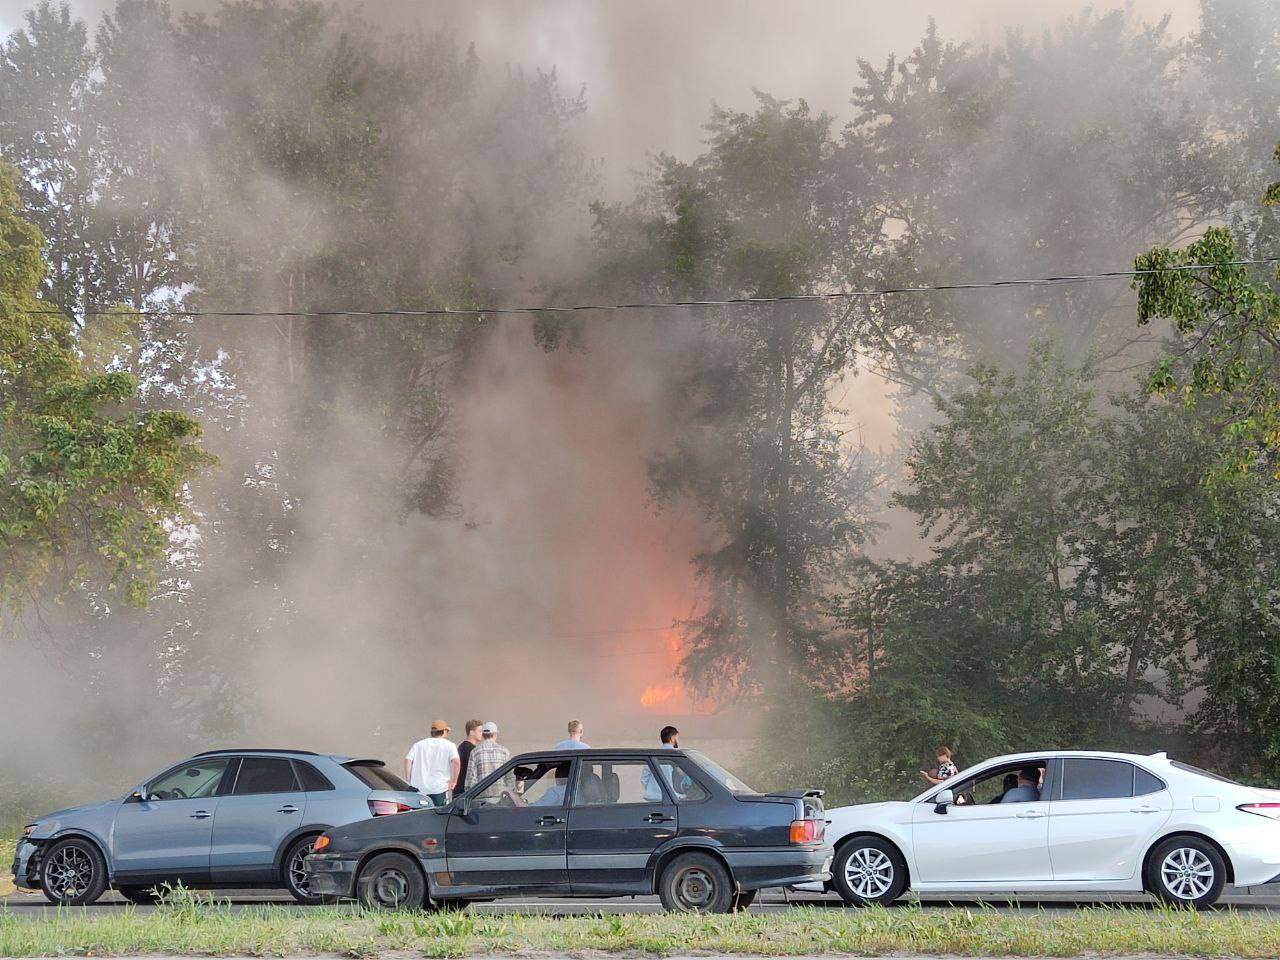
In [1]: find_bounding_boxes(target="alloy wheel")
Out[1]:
[1160,846,1215,901]
[674,866,717,910]
[288,839,316,896]
[844,846,894,900]
[45,844,95,901]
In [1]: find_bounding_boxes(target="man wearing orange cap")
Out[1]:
[404,720,460,807]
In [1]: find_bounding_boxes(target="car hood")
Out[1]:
[827,800,912,819]
[327,805,447,850]
[28,798,121,838]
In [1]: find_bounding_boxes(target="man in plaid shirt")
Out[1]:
[466,721,513,803]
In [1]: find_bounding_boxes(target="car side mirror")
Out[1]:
[933,788,955,815]
[453,796,472,817]
[128,789,145,803]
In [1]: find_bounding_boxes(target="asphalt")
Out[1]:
[3,887,1280,916]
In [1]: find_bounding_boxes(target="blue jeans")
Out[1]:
[426,791,449,807]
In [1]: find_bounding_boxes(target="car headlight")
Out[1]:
[21,823,36,839]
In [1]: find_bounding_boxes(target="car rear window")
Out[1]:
[1171,760,1242,786]
[344,761,413,792]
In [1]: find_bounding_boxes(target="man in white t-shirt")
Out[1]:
[404,720,460,806]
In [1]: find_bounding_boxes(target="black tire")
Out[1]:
[1146,836,1226,909]
[356,852,427,911]
[39,837,108,906]
[658,852,735,914]
[115,885,160,904]
[831,836,908,907]
[282,835,325,905]
[732,888,757,911]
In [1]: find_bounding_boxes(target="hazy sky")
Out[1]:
[0,0,1200,194]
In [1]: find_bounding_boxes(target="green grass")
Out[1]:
[2,896,1280,957]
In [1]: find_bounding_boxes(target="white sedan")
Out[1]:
[807,750,1280,909]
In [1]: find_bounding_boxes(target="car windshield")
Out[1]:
[685,750,758,795]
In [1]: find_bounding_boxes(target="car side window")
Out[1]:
[232,757,300,795]
[1134,766,1166,796]
[653,758,710,802]
[146,758,233,801]
[574,760,663,806]
[1061,758,1134,800]
[293,760,334,792]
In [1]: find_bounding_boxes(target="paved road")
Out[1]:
[3,888,1280,916]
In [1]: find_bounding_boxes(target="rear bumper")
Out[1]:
[723,845,833,891]
[302,854,358,899]
[11,839,41,891]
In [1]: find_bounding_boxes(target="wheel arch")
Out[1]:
[832,830,912,890]
[1140,830,1235,891]
[273,825,333,879]
[43,830,111,875]
[353,844,432,891]
[649,842,735,894]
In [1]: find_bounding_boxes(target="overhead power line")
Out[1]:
[27,258,1280,320]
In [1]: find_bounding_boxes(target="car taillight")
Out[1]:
[312,834,330,853]
[1238,803,1280,820]
[790,819,824,844]
[369,799,413,816]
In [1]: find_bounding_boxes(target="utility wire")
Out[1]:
[27,258,1280,320]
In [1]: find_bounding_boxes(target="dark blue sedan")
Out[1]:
[304,747,831,912]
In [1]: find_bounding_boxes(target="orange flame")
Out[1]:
[639,684,679,709]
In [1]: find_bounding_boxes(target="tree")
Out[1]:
[1135,146,1280,480]
[0,161,211,613]
[587,95,883,699]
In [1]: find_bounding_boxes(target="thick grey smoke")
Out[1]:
[0,0,1248,813]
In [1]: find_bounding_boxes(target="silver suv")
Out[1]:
[12,748,427,904]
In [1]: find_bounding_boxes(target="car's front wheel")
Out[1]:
[39,837,108,906]
[283,835,325,905]
[832,836,907,907]
[356,852,426,910]
[658,852,735,914]
[1147,836,1226,909]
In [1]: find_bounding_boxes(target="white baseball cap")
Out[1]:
[481,721,499,735]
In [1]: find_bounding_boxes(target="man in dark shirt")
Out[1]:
[454,719,483,794]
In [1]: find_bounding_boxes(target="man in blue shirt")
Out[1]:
[554,719,590,750]
[1000,767,1044,803]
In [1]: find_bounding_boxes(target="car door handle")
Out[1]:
[189,810,211,819]
[277,805,299,814]
[537,815,565,826]
[1131,805,1161,814]
[645,813,675,823]
[1014,809,1046,819]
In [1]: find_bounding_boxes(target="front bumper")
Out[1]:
[303,854,358,899]
[11,839,41,891]
[722,845,833,892]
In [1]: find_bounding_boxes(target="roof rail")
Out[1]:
[193,748,319,757]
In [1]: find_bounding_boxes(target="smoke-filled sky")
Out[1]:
[0,0,1199,195]
[0,0,1248,803]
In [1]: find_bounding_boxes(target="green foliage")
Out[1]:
[0,160,212,612]
[1135,149,1280,480]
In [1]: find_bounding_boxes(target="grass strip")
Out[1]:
[1,897,1279,957]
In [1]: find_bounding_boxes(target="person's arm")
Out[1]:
[449,756,461,791]
[405,755,414,782]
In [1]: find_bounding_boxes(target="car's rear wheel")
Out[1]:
[1147,836,1226,909]
[658,852,735,914]
[115,884,160,904]
[40,837,108,906]
[283,835,325,905]
[356,852,426,911]
[832,836,907,907]
[731,888,757,911]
